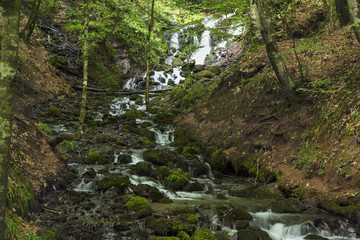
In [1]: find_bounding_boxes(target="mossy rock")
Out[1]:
[269,198,306,213]
[134,162,153,176]
[143,149,178,166]
[172,214,198,235]
[205,66,221,75]
[83,168,96,178]
[194,70,215,80]
[155,166,171,180]
[164,169,191,191]
[209,151,228,172]
[118,154,132,164]
[133,184,165,202]
[126,196,151,211]
[177,230,190,240]
[235,220,249,230]
[192,228,216,240]
[48,105,61,117]
[183,182,204,192]
[224,207,252,223]
[124,109,144,119]
[134,228,149,240]
[97,174,130,193]
[136,207,153,219]
[172,58,184,67]
[181,146,201,159]
[169,207,194,215]
[237,229,271,240]
[113,221,130,232]
[146,217,168,236]
[252,183,282,199]
[138,127,156,141]
[153,111,175,124]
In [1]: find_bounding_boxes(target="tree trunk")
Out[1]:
[77,0,90,137]
[249,0,262,40]
[21,0,42,42]
[335,0,351,26]
[347,0,360,43]
[145,0,155,105]
[255,0,295,102]
[0,0,21,237]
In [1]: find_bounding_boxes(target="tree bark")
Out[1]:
[335,0,351,26]
[0,0,21,237]
[347,0,360,44]
[249,0,262,40]
[145,0,155,105]
[255,0,296,103]
[21,0,42,42]
[77,0,90,137]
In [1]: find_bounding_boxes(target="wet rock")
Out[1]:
[104,186,120,198]
[143,149,178,166]
[83,168,96,178]
[269,198,306,213]
[133,162,153,176]
[183,182,204,192]
[97,174,130,193]
[304,235,329,239]
[224,206,252,225]
[235,220,249,230]
[192,228,216,240]
[172,214,199,236]
[138,127,156,142]
[118,154,132,164]
[164,169,191,191]
[113,221,130,232]
[133,184,165,202]
[237,228,271,240]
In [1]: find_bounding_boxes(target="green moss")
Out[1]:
[97,174,130,193]
[177,231,190,240]
[165,170,191,190]
[38,230,57,240]
[181,146,201,159]
[59,140,75,153]
[48,105,61,117]
[125,109,144,118]
[186,214,199,224]
[88,150,101,162]
[205,66,221,75]
[153,111,175,124]
[194,70,215,80]
[192,228,216,240]
[172,58,184,66]
[126,196,151,211]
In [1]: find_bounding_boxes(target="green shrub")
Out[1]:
[126,196,151,211]
[59,140,75,153]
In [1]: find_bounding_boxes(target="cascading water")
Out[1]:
[46,13,360,240]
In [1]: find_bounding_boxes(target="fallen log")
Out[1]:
[74,86,173,95]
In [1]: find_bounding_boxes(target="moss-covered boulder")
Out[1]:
[164,169,191,191]
[133,228,149,240]
[183,182,204,192]
[97,174,130,193]
[133,162,153,176]
[143,149,178,166]
[117,154,132,164]
[146,217,169,236]
[172,214,199,236]
[87,150,112,165]
[126,196,151,211]
[48,105,61,117]
[133,184,166,202]
[269,198,306,213]
[124,109,144,119]
[138,127,156,142]
[172,58,184,67]
[237,229,272,240]
[153,111,175,124]
[177,231,190,240]
[192,228,216,240]
[224,207,252,224]
[205,66,221,75]
[209,151,228,173]
[83,168,96,178]
[194,70,215,80]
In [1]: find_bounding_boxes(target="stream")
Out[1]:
[39,14,360,240]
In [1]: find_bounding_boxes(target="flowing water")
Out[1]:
[49,14,360,240]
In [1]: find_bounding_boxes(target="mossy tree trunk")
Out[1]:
[347,0,360,44]
[255,0,296,103]
[145,0,155,105]
[78,0,90,137]
[335,0,351,27]
[249,0,262,40]
[20,0,42,42]
[0,0,21,237]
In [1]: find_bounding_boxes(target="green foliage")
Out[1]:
[126,196,151,211]
[177,231,190,240]
[6,213,42,240]
[38,0,61,20]
[38,121,52,135]
[48,106,61,117]
[7,178,34,217]
[192,228,216,240]
[88,150,101,162]
[165,170,191,190]
[59,140,76,153]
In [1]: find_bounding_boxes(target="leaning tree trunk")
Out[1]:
[255,0,296,103]
[145,0,155,105]
[21,0,42,42]
[0,0,21,237]
[77,0,90,137]
[347,0,360,44]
